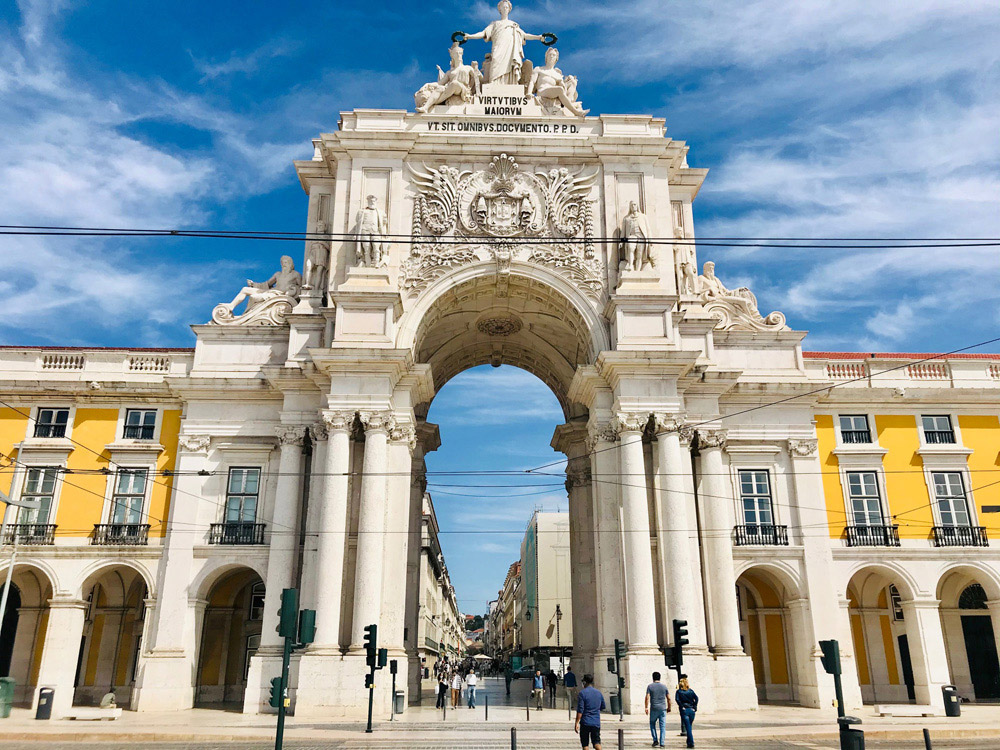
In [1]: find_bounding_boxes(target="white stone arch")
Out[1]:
[0,559,59,604]
[192,559,267,604]
[842,561,920,605]
[73,558,156,601]
[735,560,805,600]
[935,562,1000,606]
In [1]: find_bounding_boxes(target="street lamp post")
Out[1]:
[555,604,563,676]
[0,489,41,638]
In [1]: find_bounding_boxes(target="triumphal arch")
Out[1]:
[130,5,855,717]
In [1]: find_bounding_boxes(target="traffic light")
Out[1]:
[276,588,299,639]
[607,657,616,674]
[268,676,282,709]
[389,659,398,675]
[298,609,316,646]
[614,639,626,660]
[377,647,388,669]
[365,673,374,689]
[663,646,677,668]
[819,639,841,675]
[364,623,378,668]
[671,619,689,672]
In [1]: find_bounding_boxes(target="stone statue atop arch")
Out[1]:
[415,43,477,114]
[526,47,588,117]
[458,0,554,85]
[697,261,788,331]
[212,255,302,326]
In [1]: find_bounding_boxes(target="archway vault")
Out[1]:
[405,263,607,416]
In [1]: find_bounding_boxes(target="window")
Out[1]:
[110,469,148,524]
[846,471,883,526]
[889,584,904,621]
[34,408,69,438]
[932,471,970,527]
[838,415,871,444]
[18,467,58,525]
[959,584,988,610]
[123,409,157,440]
[738,470,774,526]
[922,415,955,444]
[244,634,261,681]
[249,581,265,621]
[226,468,261,523]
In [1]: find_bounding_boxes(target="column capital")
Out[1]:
[587,420,619,451]
[565,462,593,492]
[359,410,395,433]
[275,424,307,446]
[615,411,650,434]
[322,409,356,433]
[309,422,329,442]
[697,427,728,449]
[653,412,686,434]
[178,434,211,454]
[389,422,417,452]
[787,438,819,457]
[412,470,428,493]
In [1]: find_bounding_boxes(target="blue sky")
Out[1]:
[2,0,999,613]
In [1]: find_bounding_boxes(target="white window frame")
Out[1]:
[27,405,76,441]
[102,464,154,526]
[736,468,776,528]
[842,469,888,527]
[224,467,262,524]
[114,406,164,444]
[917,412,964,449]
[925,467,976,528]
[836,413,876,447]
[10,463,65,528]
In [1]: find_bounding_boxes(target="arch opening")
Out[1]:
[938,569,1000,702]
[0,564,54,705]
[736,567,799,704]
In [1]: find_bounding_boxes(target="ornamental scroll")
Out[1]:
[401,153,603,300]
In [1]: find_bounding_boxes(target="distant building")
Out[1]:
[517,511,573,672]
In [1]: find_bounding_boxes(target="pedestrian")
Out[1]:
[574,673,606,750]
[451,670,462,707]
[466,670,478,708]
[644,671,672,747]
[675,677,698,749]
[564,664,579,709]
[436,672,448,709]
[532,669,545,710]
[547,668,558,706]
[504,665,512,697]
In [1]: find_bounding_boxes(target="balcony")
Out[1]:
[2,523,56,545]
[924,430,956,445]
[841,430,872,444]
[209,522,266,545]
[932,525,988,548]
[845,524,900,547]
[733,524,789,546]
[92,523,150,546]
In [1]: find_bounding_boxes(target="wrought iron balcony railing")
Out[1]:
[845,524,900,547]
[208,522,266,545]
[2,523,56,545]
[841,430,872,444]
[91,523,150,546]
[932,525,988,547]
[924,430,956,444]
[733,524,789,546]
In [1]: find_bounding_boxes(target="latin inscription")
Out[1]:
[427,121,580,134]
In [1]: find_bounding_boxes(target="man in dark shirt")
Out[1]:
[564,665,579,708]
[575,673,606,749]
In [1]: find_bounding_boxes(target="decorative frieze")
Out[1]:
[178,434,211,454]
[787,438,819,457]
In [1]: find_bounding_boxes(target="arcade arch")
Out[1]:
[938,568,1000,701]
[0,564,54,705]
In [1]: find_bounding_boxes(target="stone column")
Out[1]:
[653,414,704,648]
[33,597,88,717]
[616,411,658,650]
[299,421,329,610]
[901,598,951,709]
[351,410,392,647]
[7,606,43,703]
[311,411,354,648]
[382,421,416,657]
[259,425,307,648]
[696,428,742,654]
[133,433,211,711]
[566,450,598,674]
[986,600,1000,678]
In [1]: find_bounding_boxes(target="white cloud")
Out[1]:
[192,39,300,82]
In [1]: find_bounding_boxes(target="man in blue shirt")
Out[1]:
[575,673,606,749]
[564,664,579,709]
[532,669,545,710]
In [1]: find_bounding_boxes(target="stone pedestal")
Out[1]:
[331,267,401,347]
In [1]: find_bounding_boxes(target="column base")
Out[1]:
[293,649,394,718]
[132,649,196,712]
[242,648,284,715]
[708,651,758,711]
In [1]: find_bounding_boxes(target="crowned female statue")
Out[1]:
[460,0,552,85]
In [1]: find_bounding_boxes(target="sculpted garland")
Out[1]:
[402,153,603,299]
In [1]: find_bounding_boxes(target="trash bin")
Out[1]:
[393,690,405,715]
[942,685,961,717]
[0,677,15,718]
[609,693,620,715]
[35,687,54,720]
[837,715,865,750]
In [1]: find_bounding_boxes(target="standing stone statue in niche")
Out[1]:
[526,48,588,116]
[304,220,330,291]
[415,43,477,114]
[675,225,698,294]
[212,255,302,325]
[458,0,555,85]
[355,195,388,268]
[620,201,653,271]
